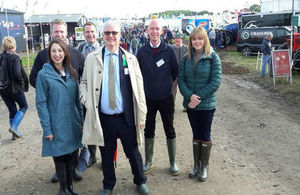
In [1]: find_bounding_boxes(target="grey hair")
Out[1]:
[103,20,121,32]
[267,32,273,38]
[149,19,163,29]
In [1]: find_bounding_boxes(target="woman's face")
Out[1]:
[50,43,65,66]
[191,35,205,51]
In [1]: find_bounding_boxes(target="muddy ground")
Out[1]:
[1,58,300,195]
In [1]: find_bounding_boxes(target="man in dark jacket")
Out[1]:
[29,19,85,183]
[137,19,179,176]
[261,33,273,77]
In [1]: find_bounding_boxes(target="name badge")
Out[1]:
[124,68,129,75]
[156,59,165,67]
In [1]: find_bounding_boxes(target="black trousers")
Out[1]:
[0,91,28,119]
[53,150,77,186]
[144,95,176,139]
[99,113,146,190]
[187,109,215,141]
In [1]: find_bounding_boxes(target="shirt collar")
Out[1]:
[85,42,98,48]
[150,40,161,48]
[104,47,119,56]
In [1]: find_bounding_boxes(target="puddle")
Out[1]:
[232,79,260,89]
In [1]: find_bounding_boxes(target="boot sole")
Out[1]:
[9,128,22,138]
[143,165,153,174]
[172,170,180,176]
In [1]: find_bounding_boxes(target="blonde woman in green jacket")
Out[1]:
[178,26,222,182]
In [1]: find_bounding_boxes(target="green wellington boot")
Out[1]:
[189,142,201,178]
[198,142,212,182]
[167,138,180,176]
[143,138,154,174]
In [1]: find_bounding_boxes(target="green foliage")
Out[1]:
[249,4,261,13]
[148,10,213,18]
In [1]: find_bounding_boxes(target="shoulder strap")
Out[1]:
[78,43,85,52]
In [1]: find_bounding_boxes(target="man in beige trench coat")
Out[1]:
[79,21,149,195]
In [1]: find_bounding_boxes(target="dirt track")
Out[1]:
[1,70,300,195]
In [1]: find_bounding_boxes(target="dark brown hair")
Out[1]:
[47,39,78,80]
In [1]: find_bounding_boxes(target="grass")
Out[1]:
[19,52,37,74]
[221,51,300,104]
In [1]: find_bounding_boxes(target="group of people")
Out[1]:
[0,18,222,195]
[208,28,227,51]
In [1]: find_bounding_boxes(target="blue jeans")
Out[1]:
[0,91,28,119]
[132,47,137,56]
[262,54,271,77]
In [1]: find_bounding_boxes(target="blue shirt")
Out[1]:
[100,47,124,114]
[81,42,100,57]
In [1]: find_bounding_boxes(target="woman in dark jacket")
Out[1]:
[178,27,222,182]
[0,36,28,140]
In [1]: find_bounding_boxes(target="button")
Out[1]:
[98,71,101,73]
[96,106,98,108]
[96,88,99,91]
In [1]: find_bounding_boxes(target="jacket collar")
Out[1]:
[43,63,69,86]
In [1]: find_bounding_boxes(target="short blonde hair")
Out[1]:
[2,36,16,51]
[187,27,211,60]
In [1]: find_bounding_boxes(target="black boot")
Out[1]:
[72,149,82,181]
[188,142,201,178]
[66,154,78,195]
[198,142,212,182]
[54,160,70,195]
[87,145,97,167]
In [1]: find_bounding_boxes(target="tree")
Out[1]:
[249,4,261,13]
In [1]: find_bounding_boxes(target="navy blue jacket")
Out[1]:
[30,46,85,88]
[137,40,178,100]
[261,38,272,56]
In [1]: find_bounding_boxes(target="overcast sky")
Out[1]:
[3,0,260,18]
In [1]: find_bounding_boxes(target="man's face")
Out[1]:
[175,37,183,46]
[103,25,120,49]
[84,25,97,45]
[50,24,67,42]
[148,21,162,42]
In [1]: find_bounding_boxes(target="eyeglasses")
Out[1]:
[103,31,119,36]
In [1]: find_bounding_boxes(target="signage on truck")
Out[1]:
[241,30,273,40]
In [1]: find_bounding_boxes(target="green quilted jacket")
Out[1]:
[178,49,222,110]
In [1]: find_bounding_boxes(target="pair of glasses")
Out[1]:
[103,31,119,36]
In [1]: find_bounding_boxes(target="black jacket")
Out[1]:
[137,40,178,100]
[2,51,28,94]
[29,46,85,88]
[261,38,272,56]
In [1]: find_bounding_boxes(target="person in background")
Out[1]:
[80,21,149,195]
[0,36,28,140]
[35,39,83,195]
[208,28,216,48]
[131,35,139,56]
[137,19,179,176]
[77,21,101,57]
[178,26,222,182]
[171,32,188,104]
[77,21,101,169]
[29,18,85,183]
[261,33,273,77]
